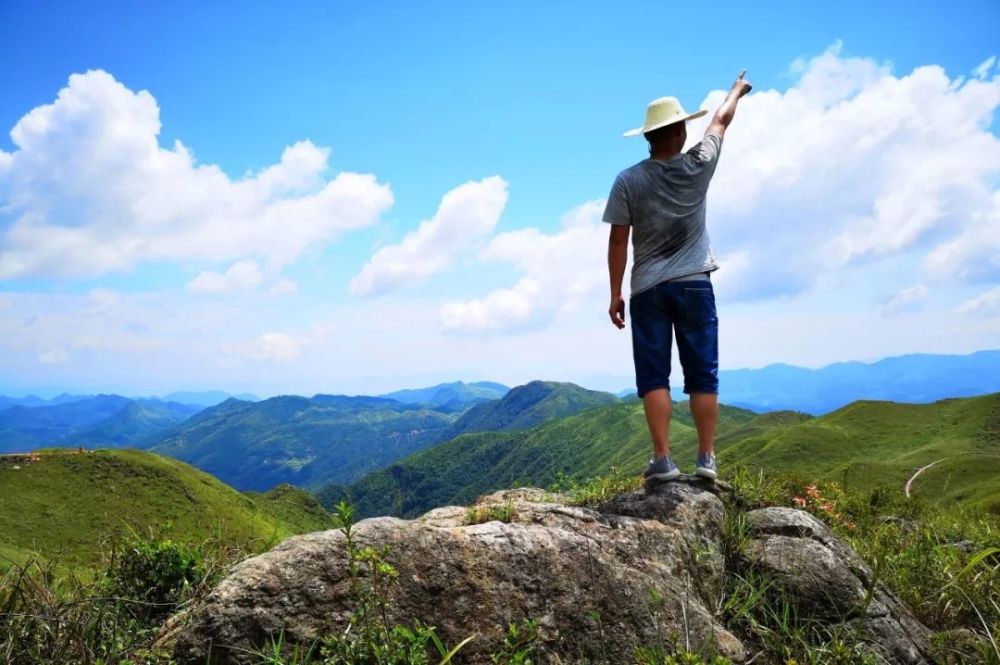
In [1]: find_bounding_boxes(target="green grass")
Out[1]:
[321,392,1000,522]
[720,393,1000,512]
[0,448,334,567]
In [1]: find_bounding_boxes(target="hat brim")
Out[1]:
[623,109,708,137]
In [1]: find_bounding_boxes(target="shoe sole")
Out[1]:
[645,469,681,481]
[695,467,717,480]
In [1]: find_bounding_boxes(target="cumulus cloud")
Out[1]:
[38,349,69,364]
[268,277,299,295]
[957,286,1000,315]
[221,332,310,364]
[0,70,393,279]
[440,200,607,333]
[680,42,1000,298]
[437,44,999,335]
[349,176,509,296]
[882,284,928,316]
[186,260,263,293]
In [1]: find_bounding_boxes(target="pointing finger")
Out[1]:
[737,69,746,80]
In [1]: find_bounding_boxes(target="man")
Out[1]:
[603,70,752,486]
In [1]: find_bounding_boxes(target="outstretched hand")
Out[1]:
[732,69,752,98]
[609,295,626,329]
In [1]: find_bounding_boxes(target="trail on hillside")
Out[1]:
[905,458,945,498]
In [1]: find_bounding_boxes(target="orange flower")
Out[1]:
[792,496,806,507]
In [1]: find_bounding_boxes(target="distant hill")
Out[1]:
[0,395,202,453]
[320,392,1000,519]
[718,392,1000,511]
[380,381,508,411]
[162,390,261,407]
[445,380,620,438]
[0,449,334,566]
[714,350,1000,414]
[317,400,756,518]
[150,395,457,491]
[0,393,94,410]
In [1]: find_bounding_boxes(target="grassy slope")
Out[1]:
[151,396,456,491]
[719,392,1000,511]
[326,393,1000,519]
[445,380,620,437]
[0,449,335,567]
[322,400,757,518]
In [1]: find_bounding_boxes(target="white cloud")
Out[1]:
[38,349,68,364]
[883,284,928,315]
[221,332,310,364]
[974,55,997,80]
[440,200,607,333]
[957,286,1000,315]
[349,176,509,296]
[440,44,1000,335]
[268,277,299,295]
[678,42,1000,299]
[0,70,393,279]
[187,260,263,293]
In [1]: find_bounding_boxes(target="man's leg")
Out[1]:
[689,392,718,456]
[629,284,674,462]
[670,279,719,460]
[642,388,672,460]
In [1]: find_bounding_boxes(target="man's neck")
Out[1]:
[649,147,682,161]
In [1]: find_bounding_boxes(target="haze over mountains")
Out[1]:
[2,351,997,498]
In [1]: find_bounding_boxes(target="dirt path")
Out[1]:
[905,458,945,498]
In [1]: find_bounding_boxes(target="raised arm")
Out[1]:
[705,69,752,139]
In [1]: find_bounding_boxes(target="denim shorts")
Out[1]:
[629,278,719,398]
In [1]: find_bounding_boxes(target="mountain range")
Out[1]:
[319,391,1000,519]
[148,381,617,491]
[702,350,1000,414]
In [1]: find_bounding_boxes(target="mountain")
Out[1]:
[0,449,334,566]
[162,390,261,406]
[320,392,1000,519]
[317,400,756,518]
[715,350,1000,414]
[0,395,202,453]
[0,393,94,410]
[380,381,508,411]
[444,380,620,437]
[150,395,457,491]
[718,392,1000,511]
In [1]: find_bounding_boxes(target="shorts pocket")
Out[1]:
[683,286,717,325]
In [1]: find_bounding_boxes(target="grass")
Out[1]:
[325,392,1000,523]
[0,448,335,567]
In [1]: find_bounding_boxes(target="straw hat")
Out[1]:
[623,96,707,137]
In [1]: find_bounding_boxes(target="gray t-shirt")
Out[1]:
[602,132,722,296]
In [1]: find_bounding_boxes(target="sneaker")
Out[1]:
[643,455,681,482]
[695,453,717,480]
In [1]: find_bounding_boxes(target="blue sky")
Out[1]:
[0,0,998,397]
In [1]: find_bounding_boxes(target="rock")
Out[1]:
[743,507,931,664]
[171,484,935,665]
[172,481,746,664]
[944,539,976,553]
[880,515,919,531]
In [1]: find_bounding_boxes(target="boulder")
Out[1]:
[743,507,931,664]
[173,481,745,664]
[170,481,933,665]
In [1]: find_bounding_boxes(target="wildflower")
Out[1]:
[805,484,820,499]
[792,496,806,507]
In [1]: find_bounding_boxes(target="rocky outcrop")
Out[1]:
[171,479,931,664]
[743,507,931,664]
